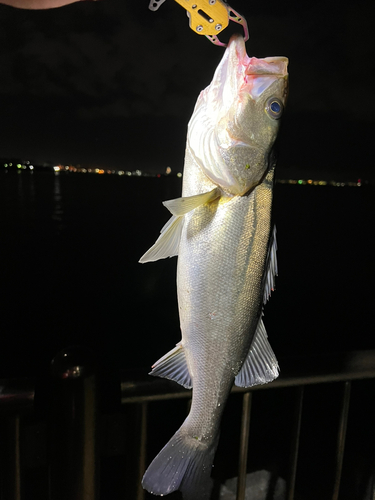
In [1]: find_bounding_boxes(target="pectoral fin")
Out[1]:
[235,318,279,387]
[139,188,221,263]
[149,342,192,389]
[139,215,184,263]
[163,187,220,216]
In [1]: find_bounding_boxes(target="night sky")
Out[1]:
[1,0,374,180]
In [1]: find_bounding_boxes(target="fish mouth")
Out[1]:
[228,34,288,77]
[227,35,288,100]
[245,56,288,78]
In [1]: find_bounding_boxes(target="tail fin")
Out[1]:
[142,427,218,500]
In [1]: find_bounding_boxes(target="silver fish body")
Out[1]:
[178,151,275,440]
[140,35,288,499]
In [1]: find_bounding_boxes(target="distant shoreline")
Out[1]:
[1,162,369,188]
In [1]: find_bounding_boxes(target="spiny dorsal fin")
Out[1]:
[234,317,279,388]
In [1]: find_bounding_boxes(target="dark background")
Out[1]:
[0,170,373,375]
[1,2,374,498]
[2,0,374,375]
[1,0,375,181]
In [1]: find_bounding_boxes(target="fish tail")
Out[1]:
[142,426,218,500]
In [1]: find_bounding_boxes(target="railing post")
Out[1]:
[49,346,99,500]
[0,378,35,500]
[332,381,351,500]
[2,414,22,500]
[287,386,304,500]
[236,391,252,500]
[136,402,148,500]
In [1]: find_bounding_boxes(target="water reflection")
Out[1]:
[53,172,64,233]
[16,169,36,221]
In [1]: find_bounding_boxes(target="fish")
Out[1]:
[139,34,289,499]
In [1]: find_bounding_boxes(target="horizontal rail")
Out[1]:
[1,351,373,409]
[120,350,375,403]
[0,378,35,414]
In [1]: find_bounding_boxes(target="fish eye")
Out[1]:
[265,97,283,120]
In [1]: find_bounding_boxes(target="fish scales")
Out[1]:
[178,155,275,442]
[140,34,288,499]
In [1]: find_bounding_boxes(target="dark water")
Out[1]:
[0,169,373,379]
[1,169,374,499]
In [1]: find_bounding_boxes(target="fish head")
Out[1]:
[187,35,289,196]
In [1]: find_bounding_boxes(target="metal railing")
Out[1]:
[121,350,375,500]
[0,346,99,500]
[1,349,375,500]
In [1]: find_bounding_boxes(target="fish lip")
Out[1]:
[227,33,247,59]
[227,33,289,78]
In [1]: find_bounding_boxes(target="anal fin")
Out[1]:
[235,318,279,388]
[149,342,192,389]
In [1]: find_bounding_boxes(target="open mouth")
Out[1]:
[226,35,288,100]
[245,56,289,77]
[228,34,288,77]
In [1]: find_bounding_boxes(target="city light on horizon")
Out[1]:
[1,159,369,187]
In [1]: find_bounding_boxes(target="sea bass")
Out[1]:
[140,34,288,499]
